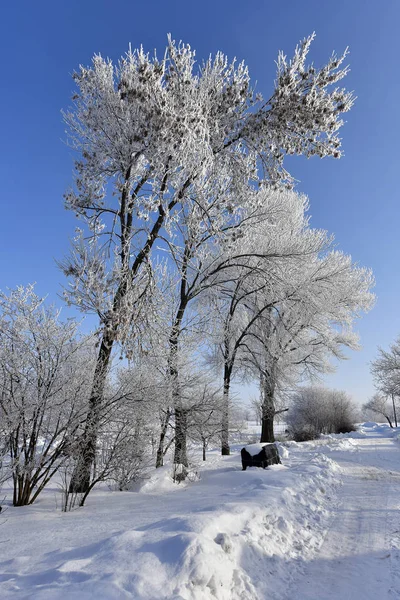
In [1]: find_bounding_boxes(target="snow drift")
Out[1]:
[0,442,341,599]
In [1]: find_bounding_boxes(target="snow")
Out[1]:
[283,426,400,600]
[242,442,275,456]
[1,425,400,599]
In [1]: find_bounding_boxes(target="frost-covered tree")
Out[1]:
[363,393,398,428]
[116,357,171,470]
[207,190,332,453]
[61,359,168,508]
[188,389,223,462]
[251,390,288,426]
[164,185,305,469]
[370,338,400,425]
[0,286,95,506]
[245,247,374,442]
[62,34,354,492]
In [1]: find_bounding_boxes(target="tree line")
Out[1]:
[0,35,374,507]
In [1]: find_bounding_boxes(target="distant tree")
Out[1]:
[371,339,400,426]
[188,384,223,462]
[363,393,397,428]
[250,396,263,425]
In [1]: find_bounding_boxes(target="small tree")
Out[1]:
[61,363,161,508]
[188,384,223,461]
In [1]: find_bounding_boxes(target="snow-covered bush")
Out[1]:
[99,419,153,492]
[287,387,356,441]
[59,421,153,509]
[60,362,163,508]
[0,286,95,506]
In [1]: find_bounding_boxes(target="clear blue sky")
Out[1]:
[0,0,399,404]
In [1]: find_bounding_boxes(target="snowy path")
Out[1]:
[285,431,400,600]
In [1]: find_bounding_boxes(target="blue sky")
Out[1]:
[0,0,399,404]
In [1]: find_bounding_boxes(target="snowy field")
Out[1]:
[1,423,400,599]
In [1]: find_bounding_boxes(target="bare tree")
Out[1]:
[370,339,400,426]
[363,393,397,428]
[188,383,223,461]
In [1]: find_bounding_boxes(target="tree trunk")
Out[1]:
[260,374,276,443]
[202,439,206,461]
[169,333,189,477]
[221,363,232,455]
[385,415,393,428]
[173,406,189,467]
[173,406,188,481]
[13,473,31,507]
[169,279,189,479]
[156,408,171,468]
[260,400,275,442]
[392,394,398,428]
[11,440,41,506]
[69,331,113,493]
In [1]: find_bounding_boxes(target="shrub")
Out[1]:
[287,387,357,440]
[290,425,320,442]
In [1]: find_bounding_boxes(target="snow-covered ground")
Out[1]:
[1,423,400,599]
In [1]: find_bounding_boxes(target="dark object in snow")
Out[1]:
[241,443,281,471]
